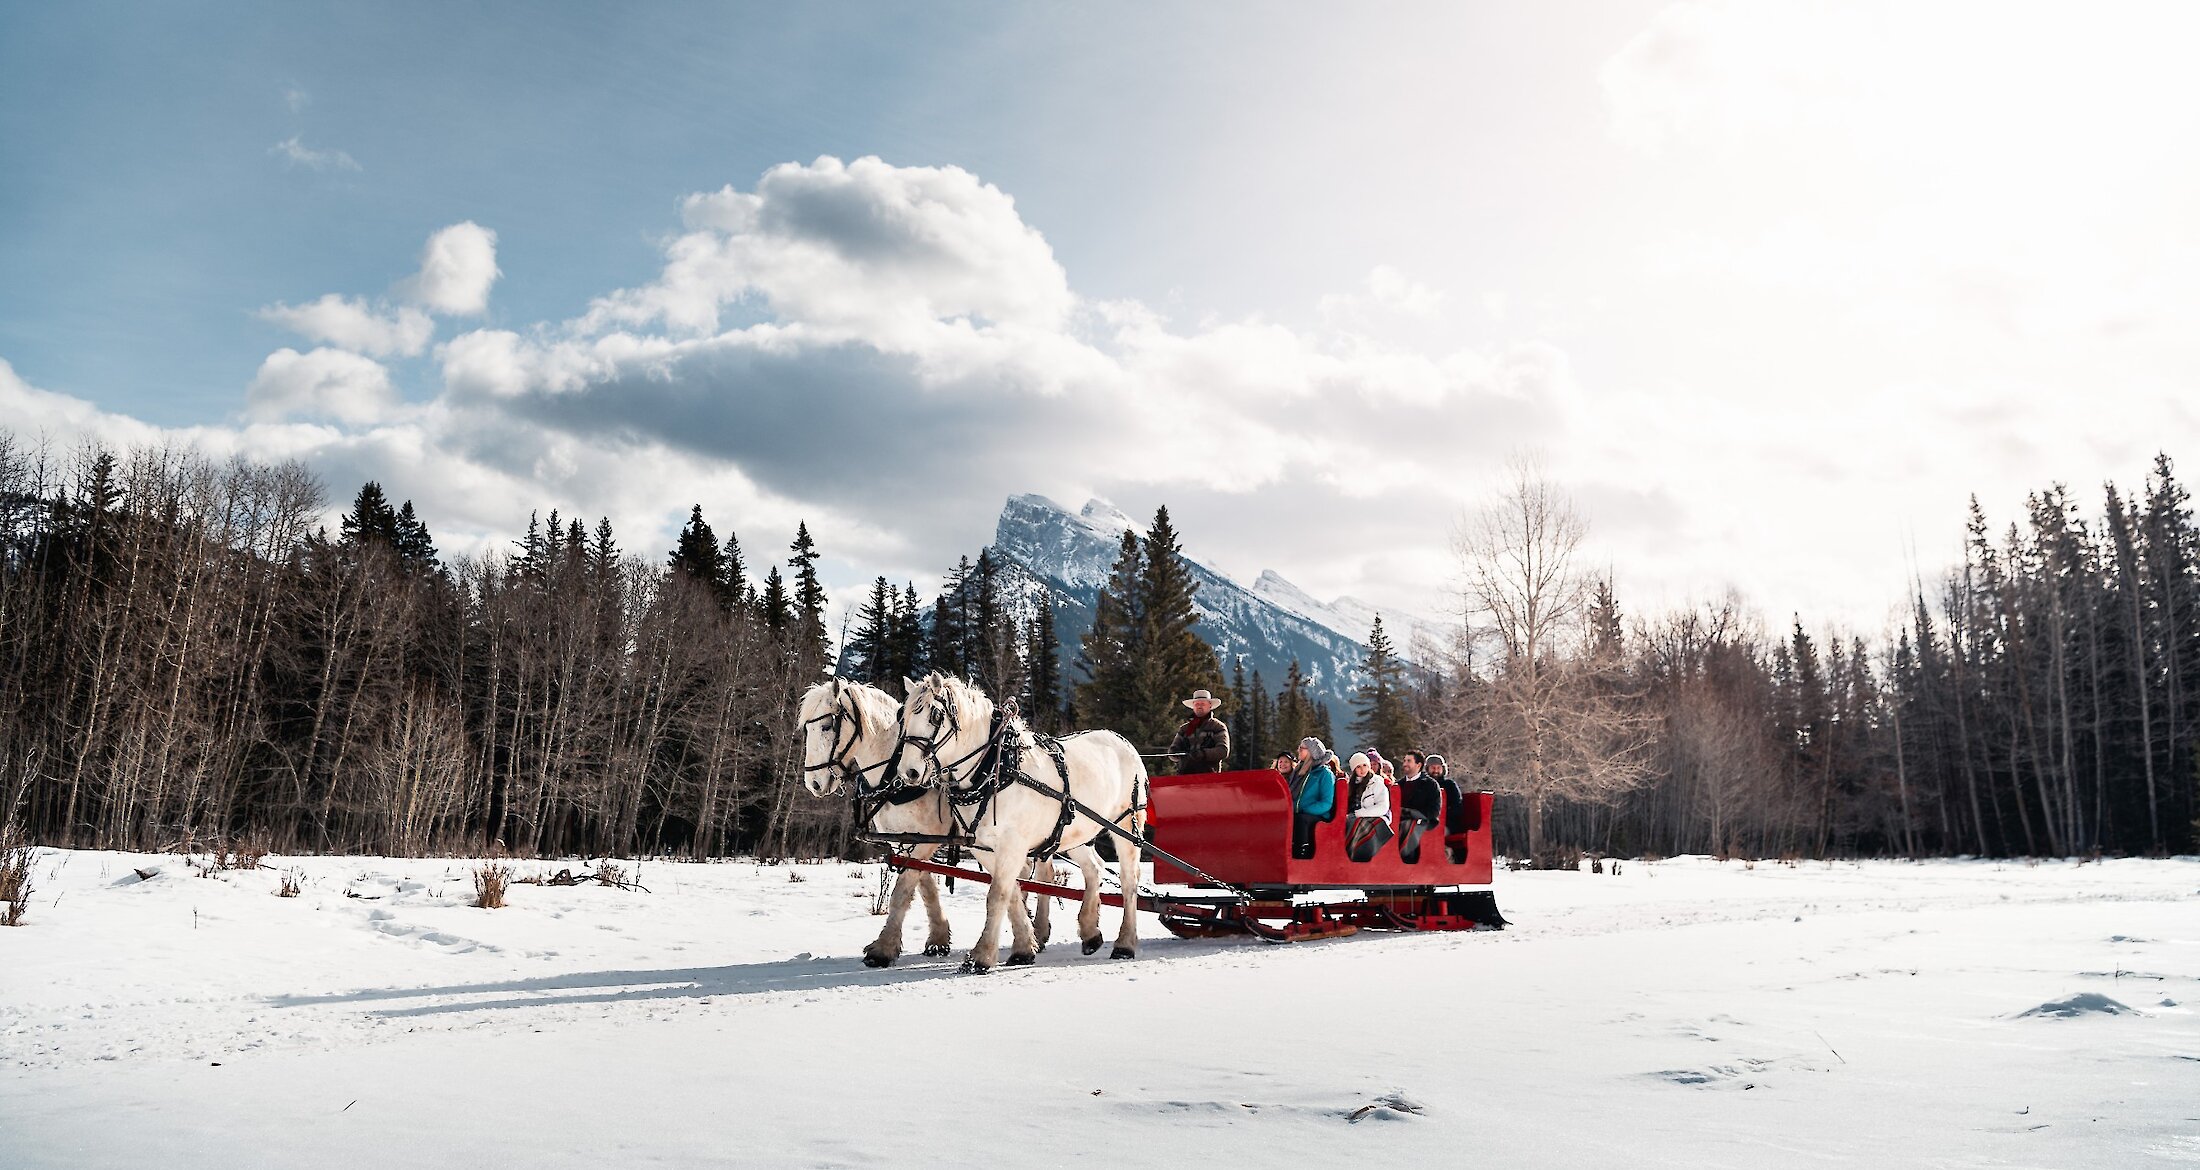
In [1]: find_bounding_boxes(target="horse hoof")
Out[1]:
[923,943,952,957]
[1006,951,1036,967]
[1081,936,1104,956]
[1110,946,1136,960]
[862,952,895,968]
[1036,940,1048,953]
[960,957,992,974]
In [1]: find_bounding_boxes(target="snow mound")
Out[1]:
[1346,1091,1427,1123]
[2016,993,2140,1019]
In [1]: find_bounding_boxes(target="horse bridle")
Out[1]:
[896,684,999,791]
[801,681,894,795]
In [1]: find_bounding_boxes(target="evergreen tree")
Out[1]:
[1273,660,1314,755]
[1313,700,1335,751]
[1134,506,1228,749]
[1227,656,1254,769]
[889,583,926,690]
[851,576,893,683]
[513,510,545,584]
[928,594,961,679]
[971,550,1011,694]
[565,516,587,572]
[1588,577,1623,662]
[339,481,401,550]
[929,558,971,678]
[788,522,829,666]
[393,500,439,573]
[760,565,792,633]
[721,529,750,614]
[1025,594,1062,732]
[588,517,619,582]
[1350,615,1418,753]
[1077,529,1146,737]
[669,505,724,592]
[1249,669,1274,763]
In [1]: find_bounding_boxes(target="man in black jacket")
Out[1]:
[1397,750,1442,862]
[1168,689,1231,775]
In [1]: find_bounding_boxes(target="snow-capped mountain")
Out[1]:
[990,495,1391,718]
[1251,570,1453,660]
[850,494,1444,719]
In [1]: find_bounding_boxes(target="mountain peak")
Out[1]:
[1078,498,1136,535]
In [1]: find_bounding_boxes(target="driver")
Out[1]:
[1168,689,1231,775]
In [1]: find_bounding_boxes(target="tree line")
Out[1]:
[1430,454,2200,862]
[6,424,2194,860]
[0,432,845,857]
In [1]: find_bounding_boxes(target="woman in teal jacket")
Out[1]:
[1290,737,1335,859]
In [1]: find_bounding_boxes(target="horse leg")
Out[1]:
[862,845,935,967]
[915,867,952,956]
[1026,858,1055,952]
[963,852,1024,973]
[1110,810,1143,960]
[1001,851,1042,966]
[1064,843,1105,954]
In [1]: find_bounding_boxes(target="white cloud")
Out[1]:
[269,135,360,173]
[27,132,2200,631]
[246,348,398,426]
[258,295,436,358]
[581,156,1070,343]
[1320,265,1446,328]
[401,222,500,316]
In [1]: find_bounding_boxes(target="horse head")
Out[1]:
[799,678,865,797]
[894,672,989,788]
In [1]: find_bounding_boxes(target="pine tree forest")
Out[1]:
[4,428,2197,861]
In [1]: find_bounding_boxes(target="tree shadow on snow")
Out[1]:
[266,937,1244,1020]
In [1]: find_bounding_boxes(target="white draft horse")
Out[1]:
[891,672,1146,972]
[798,679,1093,967]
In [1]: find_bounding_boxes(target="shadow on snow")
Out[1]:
[265,936,1256,1020]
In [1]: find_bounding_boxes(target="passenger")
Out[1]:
[1168,689,1231,775]
[1344,752,1395,862]
[1397,750,1441,863]
[1289,737,1336,859]
[1426,753,1468,862]
[1271,753,1295,775]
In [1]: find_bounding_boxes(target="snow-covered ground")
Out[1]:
[3,851,2196,1168]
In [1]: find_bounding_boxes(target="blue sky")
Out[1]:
[6,2,2198,634]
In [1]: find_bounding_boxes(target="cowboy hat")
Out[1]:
[1181,689,1221,710]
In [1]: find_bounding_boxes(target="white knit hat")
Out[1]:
[1348,751,1370,770]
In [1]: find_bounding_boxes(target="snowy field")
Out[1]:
[3,850,2196,1169]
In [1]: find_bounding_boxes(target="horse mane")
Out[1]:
[921,672,996,741]
[797,680,839,728]
[941,672,994,734]
[843,680,901,734]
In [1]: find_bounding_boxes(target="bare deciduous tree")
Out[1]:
[1448,454,1654,861]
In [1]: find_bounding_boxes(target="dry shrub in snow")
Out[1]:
[1,829,32,926]
[275,868,303,898]
[474,860,512,909]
